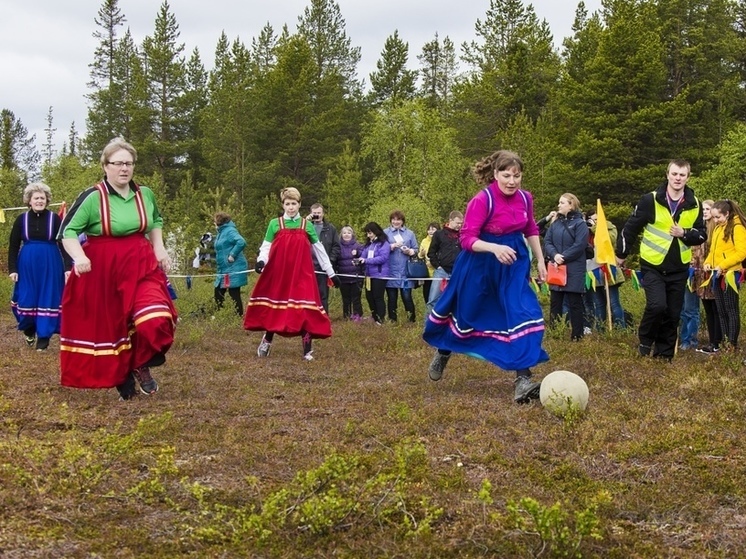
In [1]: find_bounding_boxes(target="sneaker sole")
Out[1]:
[515,384,541,404]
[139,382,159,395]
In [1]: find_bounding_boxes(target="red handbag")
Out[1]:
[546,263,567,286]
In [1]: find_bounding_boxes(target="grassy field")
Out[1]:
[1,277,745,558]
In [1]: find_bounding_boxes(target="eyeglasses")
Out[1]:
[107,161,135,168]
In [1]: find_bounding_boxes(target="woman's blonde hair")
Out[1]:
[280,187,301,203]
[560,193,581,211]
[23,182,52,205]
[100,137,137,168]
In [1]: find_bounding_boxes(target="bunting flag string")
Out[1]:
[0,201,66,223]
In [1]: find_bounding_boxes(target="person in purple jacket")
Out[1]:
[336,225,365,320]
[358,222,391,325]
[423,150,549,404]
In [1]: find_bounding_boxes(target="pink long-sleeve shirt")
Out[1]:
[460,182,539,251]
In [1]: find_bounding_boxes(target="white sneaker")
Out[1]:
[257,338,272,357]
[303,351,314,361]
[583,327,592,335]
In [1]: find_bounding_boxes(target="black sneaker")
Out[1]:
[514,376,541,404]
[696,345,720,354]
[24,335,35,346]
[133,367,159,395]
[117,371,138,401]
[638,344,652,356]
[36,337,49,351]
[428,352,451,381]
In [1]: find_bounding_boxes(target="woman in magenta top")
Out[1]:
[423,150,549,404]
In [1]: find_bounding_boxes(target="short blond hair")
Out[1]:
[100,137,137,168]
[23,182,52,206]
[281,187,301,203]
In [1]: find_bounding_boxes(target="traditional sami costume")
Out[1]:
[9,210,67,339]
[243,217,332,339]
[423,185,549,371]
[58,181,177,389]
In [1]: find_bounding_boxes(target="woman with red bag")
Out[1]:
[543,193,590,341]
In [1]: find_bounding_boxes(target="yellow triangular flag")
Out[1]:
[594,199,616,266]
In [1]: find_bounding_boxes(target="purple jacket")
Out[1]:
[362,240,391,279]
[337,238,365,283]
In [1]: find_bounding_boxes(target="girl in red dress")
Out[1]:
[243,187,340,360]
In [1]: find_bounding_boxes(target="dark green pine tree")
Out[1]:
[417,33,458,113]
[201,34,256,207]
[732,0,746,121]
[656,0,743,160]
[180,47,208,184]
[452,0,561,160]
[84,0,127,160]
[114,29,151,150]
[555,0,678,203]
[252,34,360,206]
[368,30,417,107]
[251,23,279,74]
[296,0,362,96]
[140,0,188,194]
[42,106,56,168]
[0,109,40,196]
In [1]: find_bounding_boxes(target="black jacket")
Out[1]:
[617,181,706,273]
[544,210,589,293]
[311,220,340,271]
[427,226,461,273]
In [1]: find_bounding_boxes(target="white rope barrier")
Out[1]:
[168,269,438,282]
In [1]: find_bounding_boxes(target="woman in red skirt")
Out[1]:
[244,187,340,360]
[58,138,177,400]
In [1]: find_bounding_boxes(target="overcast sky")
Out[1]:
[0,0,602,153]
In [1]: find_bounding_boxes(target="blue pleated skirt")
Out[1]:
[423,231,549,371]
[11,240,65,338]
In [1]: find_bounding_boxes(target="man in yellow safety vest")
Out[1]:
[616,159,706,361]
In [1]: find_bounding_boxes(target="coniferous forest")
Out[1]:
[3,0,746,265]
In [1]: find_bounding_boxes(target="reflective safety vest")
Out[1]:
[640,194,699,265]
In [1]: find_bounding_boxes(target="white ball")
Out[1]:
[539,370,589,415]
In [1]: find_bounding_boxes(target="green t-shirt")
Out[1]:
[263,215,319,243]
[59,181,163,239]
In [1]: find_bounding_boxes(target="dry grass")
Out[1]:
[1,278,745,558]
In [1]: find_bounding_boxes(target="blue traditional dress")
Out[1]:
[423,185,549,371]
[9,210,66,339]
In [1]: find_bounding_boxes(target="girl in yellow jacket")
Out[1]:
[703,199,746,349]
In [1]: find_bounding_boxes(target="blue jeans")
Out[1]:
[426,267,450,314]
[679,287,701,347]
[592,285,625,328]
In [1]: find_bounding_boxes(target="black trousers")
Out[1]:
[550,291,584,340]
[339,281,363,318]
[214,286,243,316]
[701,298,722,347]
[366,278,387,323]
[638,267,687,357]
[386,287,415,322]
[713,281,740,347]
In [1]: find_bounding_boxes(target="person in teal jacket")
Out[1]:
[213,212,249,316]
